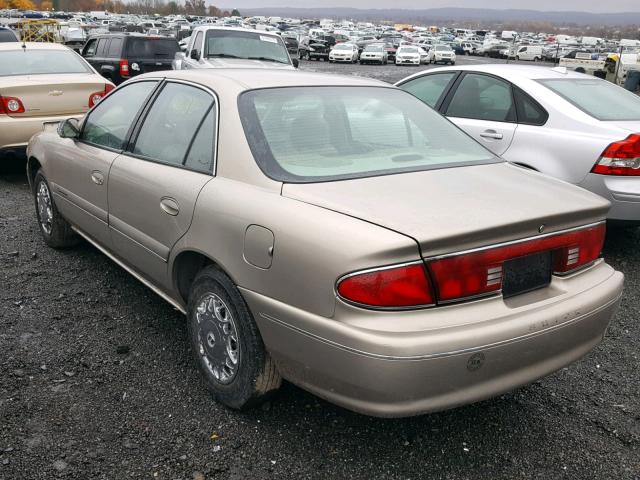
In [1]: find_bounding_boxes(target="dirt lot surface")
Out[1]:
[1,58,639,479]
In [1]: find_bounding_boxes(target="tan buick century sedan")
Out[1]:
[26,69,624,417]
[0,42,114,157]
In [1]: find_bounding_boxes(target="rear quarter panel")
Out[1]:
[170,177,420,318]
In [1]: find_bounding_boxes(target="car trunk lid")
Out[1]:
[281,163,610,257]
[0,74,106,117]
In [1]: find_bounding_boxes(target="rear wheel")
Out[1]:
[187,266,281,410]
[33,170,78,249]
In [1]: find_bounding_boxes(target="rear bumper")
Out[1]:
[0,113,83,152]
[243,262,623,417]
[579,173,640,223]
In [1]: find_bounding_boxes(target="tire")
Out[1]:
[451,61,456,65]
[187,266,281,410]
[33,170,78,249]
[534,57,540,62]
[516,56,520,61]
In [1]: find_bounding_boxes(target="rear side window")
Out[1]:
[82,81,157,150]
[446,73,515,122]
[127,38,179,58]
[106,38,123,58]
[96,38,108,56]
[514,87,548,126]
[132,82,214,169]
[399,72,457,108]
[184,108,216,173]
[539,78,640,121]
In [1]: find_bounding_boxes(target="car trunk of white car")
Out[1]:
[281,163,609,257]
[0,74,105,117]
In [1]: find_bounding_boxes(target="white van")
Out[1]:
[515,45,543,61]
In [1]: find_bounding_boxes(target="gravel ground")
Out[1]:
[1,57,639,480]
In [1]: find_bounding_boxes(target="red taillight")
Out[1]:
[591,134,640,176]
[337,224,605,309]
[119,59,129,77]
[337,263,435,308]
[0,95,26,114]
[88,84,115,108]
[428,223,606,303]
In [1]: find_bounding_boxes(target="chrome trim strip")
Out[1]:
[258,291,621,361]
[71,226,186,314]
[424,221,606,261]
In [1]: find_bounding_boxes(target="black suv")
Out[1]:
[81,33,179,85]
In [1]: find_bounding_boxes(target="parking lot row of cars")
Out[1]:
[0,22,638,417]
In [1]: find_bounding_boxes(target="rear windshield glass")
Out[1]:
[0,49,91,76]
[0,29,17,42]
[239,87,497,183]
[539,78,640,121]
[127,38,179,57]
[205,30,290,64]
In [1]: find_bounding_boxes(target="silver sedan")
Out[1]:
[396,64,640,223]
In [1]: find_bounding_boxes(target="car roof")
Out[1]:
[193,26,281,37]
[0,42,71,51]
[398,64,588,84]
[143,68,389,93]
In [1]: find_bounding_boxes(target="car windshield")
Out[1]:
[239,87,497,183]
[436,45,451,51]
[400,47,418,53]
[0,49,91,76]
[205,30,290,64]
[539,78,640,121]
[334,44,352,50]
[127,38,179,57]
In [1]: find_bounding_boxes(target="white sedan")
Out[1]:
[329,43,359,63]
[395,46,421,66]
[396,64,640,223]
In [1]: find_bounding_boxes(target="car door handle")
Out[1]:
[91,171,104,185]
[480,130,504,140]
[160,197,180,216]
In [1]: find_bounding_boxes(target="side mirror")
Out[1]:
[190,49,199,60]
[58,118,80,139]
[292,58,299,68]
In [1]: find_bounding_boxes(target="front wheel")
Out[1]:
[33,170,78,249]
[187,266,281,410]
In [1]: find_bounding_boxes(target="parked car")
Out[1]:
[396,64,640,223]
[382,41,397,61]
[304,38,331,61]
[174,27,295,70]
[515,45,544,61]
[27,69,623,417]
[282,35,299,56]
[395,46,421,66]
[0,26,19,42]
[417,47,430,64]
[429,44,456,64]
[329,43,359,63]
[81,33,179,85]
[0,42,113,157]
[359,44,388,65]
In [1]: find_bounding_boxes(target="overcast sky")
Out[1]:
[214,1,640,13]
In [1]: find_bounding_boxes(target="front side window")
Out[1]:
[0,49,91,76]
[239,87,496,183]
[446,73,515,122]
[205,30,290,64]
[133,82,214,169]
[83,39,97,56]
[400,72,458,108]
[539,78,640,121]
[81,81,157,150]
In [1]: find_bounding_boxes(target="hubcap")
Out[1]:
[36,181,53,235]
[196,293,240,385]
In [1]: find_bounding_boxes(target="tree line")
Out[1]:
[0,0,240,18]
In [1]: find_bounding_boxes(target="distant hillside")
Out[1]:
[239,7,640,26]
